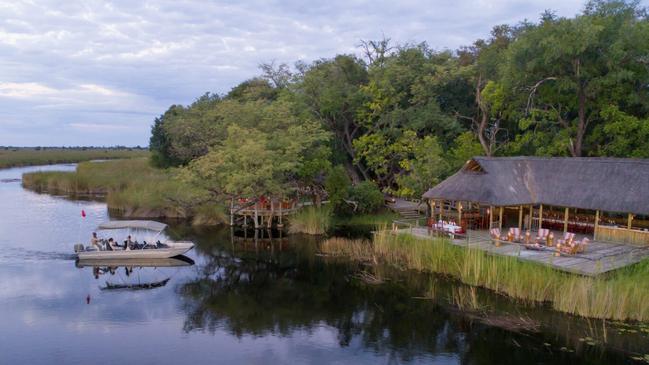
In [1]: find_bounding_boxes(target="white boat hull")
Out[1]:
[76,241,194,260]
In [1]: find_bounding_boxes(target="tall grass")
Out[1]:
[331,210,399,227]
[22,158,226,225]
[320,237,375,261]
[0,147,148,169]
[288,206,332,235]
[322,230,649,321]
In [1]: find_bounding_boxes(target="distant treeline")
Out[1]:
[150,0,649,199]
[1,146,147,150]
[0,147,149,169]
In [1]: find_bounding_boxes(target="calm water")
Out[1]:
[0,164,646,364]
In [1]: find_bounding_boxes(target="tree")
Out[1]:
[447,131,485,171]
[227,78,278,101]
[454,25,517,156]
[593,105,649,157]
[259,61,293,89]
[394,136,449,198]
[504,1,649,156]
[295,55,370,180]
[182,100,331,199]
[149,115,177,168]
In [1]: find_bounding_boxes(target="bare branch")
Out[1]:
[526,77,558,114]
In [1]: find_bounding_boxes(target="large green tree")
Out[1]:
[504,1,649,156]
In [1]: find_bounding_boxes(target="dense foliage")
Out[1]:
[151,0,649,200]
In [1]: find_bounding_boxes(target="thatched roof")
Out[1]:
[422,157,649,215]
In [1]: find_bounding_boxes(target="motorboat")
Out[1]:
[74,220,194,259]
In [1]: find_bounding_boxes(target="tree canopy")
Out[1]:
[151,0,649,200]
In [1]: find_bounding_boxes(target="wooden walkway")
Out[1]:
[402,228,649,276]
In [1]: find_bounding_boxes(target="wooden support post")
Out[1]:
[278,199,283,227]
[563,207,569,233]
[430,200,435,221]
[254,204,259,229]
[628,213,633,229]
[518,206,523,230]
[439,200,444,221]
[229,198,234,226]
[457,201,462,226]
[243,215,247,228]
[489,205,494,228]
[538,204,543,229]
[498,206,503,230]
[528,205,533,230]
[594,210,600,239]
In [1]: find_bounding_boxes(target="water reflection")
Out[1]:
[76,256,194,290]
[176,229,642,365]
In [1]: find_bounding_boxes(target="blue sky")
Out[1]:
[0,0,594,146]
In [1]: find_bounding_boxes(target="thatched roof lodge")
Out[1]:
[422,157,649,246]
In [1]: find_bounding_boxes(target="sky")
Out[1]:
[0,0,591,147]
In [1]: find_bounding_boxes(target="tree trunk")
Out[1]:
[572,83,586,157]
[474,75,492,156]
[477,113,492,156]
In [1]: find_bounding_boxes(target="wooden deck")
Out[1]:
[401,227,649,276]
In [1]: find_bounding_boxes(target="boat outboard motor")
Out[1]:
[74,244,85,253]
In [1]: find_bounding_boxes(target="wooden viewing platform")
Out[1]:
[229,198,304,229]
[395,226,649,276]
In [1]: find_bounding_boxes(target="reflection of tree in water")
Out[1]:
[179,237,465,361]
[176,228,634,364]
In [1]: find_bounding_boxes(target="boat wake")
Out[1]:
[1,247,77,262]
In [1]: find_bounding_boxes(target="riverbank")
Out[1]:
[0,147,149,169]
[321,231,649,322]
[22,158,226,225]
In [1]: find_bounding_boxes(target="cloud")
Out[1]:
[0,0,615,146]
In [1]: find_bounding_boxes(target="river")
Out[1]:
[0,164,646,364]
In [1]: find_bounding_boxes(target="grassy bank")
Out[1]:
[0,147,149,169]
[22,158,226,225]
[321,231,649,322]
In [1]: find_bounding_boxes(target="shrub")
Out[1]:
[348,181,383,214]
[324,165,351,213]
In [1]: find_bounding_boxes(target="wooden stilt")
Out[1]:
[594,210,600,239]
[489,205,494,228]
[498,206,503,230]
[229,198,234,226]
[628,213,633,229]
[430,200,436,222]
[278,199,283,228]
[563,207,569,233]
[457,201,462,226]
[254,204,259,229]
[518,206,523,230]
[538,204,543,229]
[528,205,533,230]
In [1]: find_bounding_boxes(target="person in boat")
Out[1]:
[90,232,102,251]
[106,238,117,251]
[125,235,134,250]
